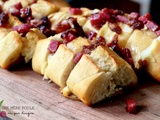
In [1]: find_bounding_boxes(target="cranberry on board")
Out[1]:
[69,7,82,15]
[48,40,61,53]
[0,111,6,117]
[126,98,137,114]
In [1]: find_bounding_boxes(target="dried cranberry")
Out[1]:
[146,20,159,32]
[39,25,56,37]
[108,22,122,34]
[129,19,144,30]
[138,13,151,24]
[155,29,160,36]
[73,52,83,64]
[30,19,43,27]
[90,8,111,29]
[8,2,22,17]
[117,15,129,24]
[41,16,51,28]
[48,40,61,53]
[26,16,33,23]
[113,9,124,15]
[61,30,77,44]
[0,111,6,117]
[20,7,32,19]
[126,98,137,114]
[11,23,32,36]
[138,60,147,68]
[67,17,85,37]
[107,36,121,55]
[87,31,97,40]
[69,7,82,15]
[54,20,71,33]
[96,36,106,45]
[129,12,140,20]
[122,48,134,67]
[0,12,8,27]
[82,44,97,54]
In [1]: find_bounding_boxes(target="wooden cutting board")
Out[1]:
[0,63,160,120]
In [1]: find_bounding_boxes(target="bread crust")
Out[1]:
[66,45,137,105]
[45,44,75,88]
[125,29,157,69]
[141,37,160,81]
[0,31,22,69]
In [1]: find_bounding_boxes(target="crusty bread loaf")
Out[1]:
[66,45,137,105]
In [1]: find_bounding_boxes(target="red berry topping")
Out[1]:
[126,98,137,114]
[73,52,83,64]
[48,40,61,53]
[0,111,6,117]
[69,8,82,15]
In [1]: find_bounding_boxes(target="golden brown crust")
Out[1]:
[45,44,76,88]
[125,29,157,69]
[0,31,22,69]
[141,37,160,81]
[66,46,137,105]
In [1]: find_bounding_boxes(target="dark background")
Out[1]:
[67,0,160,25]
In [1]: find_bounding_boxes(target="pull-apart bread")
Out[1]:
[47,7,160,82]
[0,0,160,105]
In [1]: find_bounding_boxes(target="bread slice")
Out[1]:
[44,37,90,88]
[3,0,29,11]
[31,0,59,19]
[21,28,46,63]
[125,29,157,69]
[0,31,22,69]
[44,44,76,88]
[98,22,134,48]
[66,45,137,105]
[141,37,160,81]
[32,33,63,75]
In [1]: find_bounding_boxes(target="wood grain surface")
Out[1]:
[0,63,160,120]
